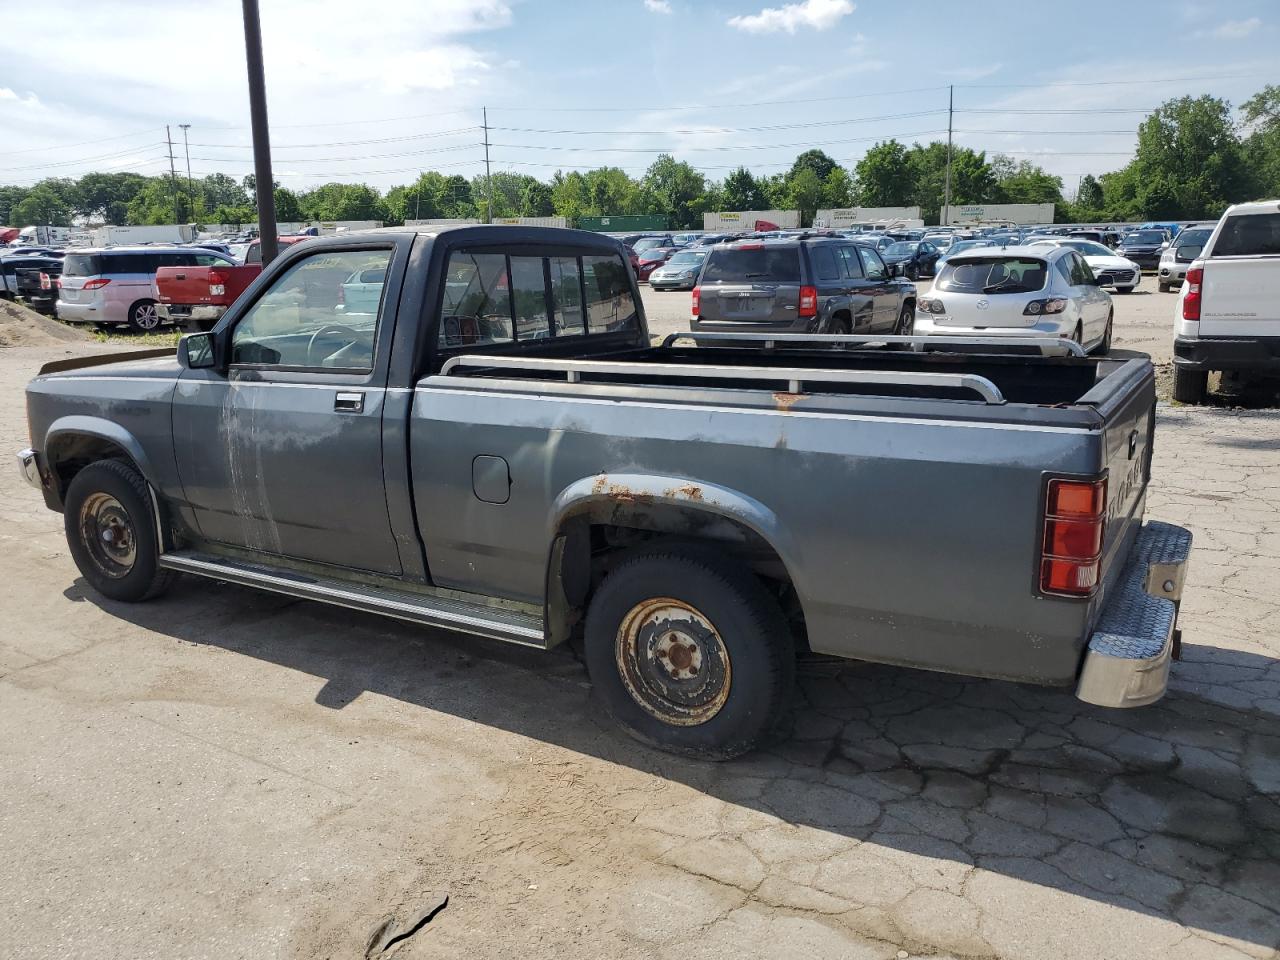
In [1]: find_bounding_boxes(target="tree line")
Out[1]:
[3,86,1278,231]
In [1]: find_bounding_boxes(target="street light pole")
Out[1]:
[241,0,277,265]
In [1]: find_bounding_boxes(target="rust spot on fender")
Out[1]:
[773,391,802,412]
[592,475,654,505]
[664,483,704,502]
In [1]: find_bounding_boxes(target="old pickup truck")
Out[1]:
[19,225,1192,758]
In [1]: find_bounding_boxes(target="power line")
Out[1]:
[187,126,482,150]
[488,110,948,136]
[958,72,1271,89]
[0,126,163,158]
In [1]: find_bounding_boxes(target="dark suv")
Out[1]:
[691,237,917,334]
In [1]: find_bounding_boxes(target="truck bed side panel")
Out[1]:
[410,382,1101,685]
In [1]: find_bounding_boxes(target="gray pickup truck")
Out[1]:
[19,225,1192,759]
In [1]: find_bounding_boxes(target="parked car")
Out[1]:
[880,240,943,280]
[1157,226,1215,292]
[153,235,312,332]
[631,235,675,252]
[0,254,64,299]
[648,249,707,290]
[635,246,675,282]
[14,262,62,314]
[19,224,1190,759]
[936,238,996,269]
[1119,229,1170,270]
[692,236,916,335]
[915,245,1114,353]
[1172,201,1280,403]
[1025,238,1142,293]
[57,247,237,331]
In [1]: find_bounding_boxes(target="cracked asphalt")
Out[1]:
[1,299,1278,959]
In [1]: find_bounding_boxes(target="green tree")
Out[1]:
[788,149,838,183]
[1077,174,1104,209]
[75,172,150,223]
[550,170,590,220]
[786,168,825,226]
[641,154,706,229]
[1242,85,1280,196]
[125,178,184,224]
[0,185,31,224]
[990,156,1063,204]
[12,186,72,226]
[201,173,250,211]
[520,178,555,217]
[721,166,767,210]
[273,187,303,222]
[822,166,854,208]
[853,140,913,206]
[299,182,384,221]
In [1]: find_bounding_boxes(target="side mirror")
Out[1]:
[179,332,217,369]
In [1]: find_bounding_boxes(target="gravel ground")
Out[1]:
[1,300,1278,959]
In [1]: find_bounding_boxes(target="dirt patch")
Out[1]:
[0,300,91,348]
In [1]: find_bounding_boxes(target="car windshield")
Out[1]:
[946,240,991,256]
[632,237,666,251]
[666,252,705,266]
[1062,240,1114,257]
[701,247,801,282]
[885,242,918,255]
[1126,231,1165,244]
[935,257,1048,294]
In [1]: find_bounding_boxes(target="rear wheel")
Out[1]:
[831,313,852,335]
[895,302,914,335]
[1096,311,1113,355]
[1172,367,1209,405]
[127,299,161,332]
[584,548,795,760]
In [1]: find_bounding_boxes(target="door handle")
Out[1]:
[334,391,364,413]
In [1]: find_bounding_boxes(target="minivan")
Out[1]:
[57,247,235,331]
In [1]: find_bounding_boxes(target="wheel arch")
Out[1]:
[543,473,807,649]
[43,416,157,508]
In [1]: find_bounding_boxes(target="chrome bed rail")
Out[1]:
[660,331,1088,358]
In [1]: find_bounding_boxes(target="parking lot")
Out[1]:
[1,279,1278,960]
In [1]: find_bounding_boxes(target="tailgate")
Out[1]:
[1199,259,1280,336]
[701,282,797,322]
[155,266,215,305]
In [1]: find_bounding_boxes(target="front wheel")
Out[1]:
[63,460,172,602]
[128,299,161,332]
[584,549,795,760]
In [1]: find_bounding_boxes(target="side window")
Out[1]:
[838,246,864,280]
[1071,254,1095,286]
[245,244,262,265]
[582,255,637,332]
[438,251,514,348]
[858,246,887,280]
[1056,256,1076,286]
[159,253,195,268]
[231,248,392,370]
[195,254,227,267]
[549,256,585,336]
[810,247,840,281]
[510,256,550,341]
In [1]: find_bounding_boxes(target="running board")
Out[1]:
[158,550,546,648]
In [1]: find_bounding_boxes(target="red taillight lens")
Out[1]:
[798,285,818,318]
[208,269,229,285]
[691,286,700,317]
[83,278,110,290]
[1040,477,1107,597]
[1182,265,1202,321]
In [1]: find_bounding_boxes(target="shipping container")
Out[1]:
[88,224,197,246]
[941,203,1055,226]
[702,210,799,232]
[815,207,922,229]
[16,225,73,245]
[575,214,667,232]
[491,216,568,228]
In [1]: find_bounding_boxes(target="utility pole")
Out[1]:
[241,0,278,265]
[942,85,954,226]
[179,124,194,218]
[165,125,181,223]
[483,106,494,224]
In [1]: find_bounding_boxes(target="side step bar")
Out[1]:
[159,550,546,648]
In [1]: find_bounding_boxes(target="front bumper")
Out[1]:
[1157,263,1188,285]
[649,277,696,290]
[1076,521,1192,708]
[17,447,44,490]
[1173,335,1280,372]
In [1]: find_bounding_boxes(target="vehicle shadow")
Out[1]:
[68,576,1280,952]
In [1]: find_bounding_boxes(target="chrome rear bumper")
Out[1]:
[1076,521,1192,708]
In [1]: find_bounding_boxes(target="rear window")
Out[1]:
[702,247,801,283]
[1211,214,1280,257]
[1126,231,1165,244]
[936,257,1048,294]
[61,254,102,277]
[632,237,667,252]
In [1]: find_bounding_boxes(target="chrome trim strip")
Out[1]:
[17,447,42,489]
[663,331,1089,358]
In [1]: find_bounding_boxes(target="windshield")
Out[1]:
[885,242,918,256]
[947,240,992,256]
[632,237,666,251]
[666,252,705,267]
[1126,231,1165,244]
[936,257,1048,294]
[702,247,801,282]
[1062,240,1114,257]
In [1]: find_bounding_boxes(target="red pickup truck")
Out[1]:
[154,235,312,331]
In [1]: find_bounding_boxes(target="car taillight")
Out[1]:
[691,286,700,317]
[1040,477,1107,597]
[208,268,228,297]
[798,285,817,318]
[1182,265,1202,321]
[1024,298,1068,315]
[83,278,110,290]
[39,272,51,290]
[918,297,946,314]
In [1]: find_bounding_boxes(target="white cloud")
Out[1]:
[728,0,854,34]
[1212,17,1261,39]
[643,0,673,13]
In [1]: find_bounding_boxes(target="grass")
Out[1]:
[90,327,182,347]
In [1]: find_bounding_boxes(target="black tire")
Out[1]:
[1158,282,1170,293]
[63,460,173,602]
[1172,367,1208,405]
[895,301,915,335]
[127,299,161,332]
[1095,312,1113,355]
[583,548,795,760]
[831,313,852,335]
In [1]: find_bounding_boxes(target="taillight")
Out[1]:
[1182,265,1202,321]
[798,285,817,318]
[83,278,110,290]
[918,297,946,314]
[691,286,700,318]
[39,272,51,290]
[208,269,229,285]
[1040,477,1107,597]
[208,268,228,297]
[1024,298,1068,316]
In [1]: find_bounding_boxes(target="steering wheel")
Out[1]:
[307,323,361,365]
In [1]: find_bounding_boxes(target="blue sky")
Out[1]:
[0,0,1275,197]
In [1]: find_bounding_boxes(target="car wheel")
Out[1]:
[831,313,852,335]
[1172,367,1208,405]
[1158,282,1170,293]
[583,548,795,760]
[895,302,914,335]
[63,459,173,603]
[1096,311,1113,355]
[127,299,161,332]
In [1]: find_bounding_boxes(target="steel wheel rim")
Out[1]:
[78,492,137,578]
[615,597,731,726]
[899,305,914,335]
[135,304,159,329]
